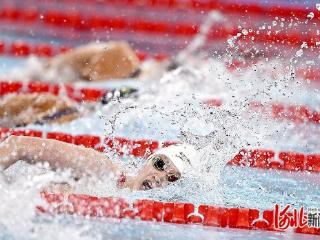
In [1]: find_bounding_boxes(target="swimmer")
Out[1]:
[29,41,140,82]
[24,41,177,83]
[48,41,140,81]
[0,93,80,128]
[0,136,199,191]
[0,86,139,128]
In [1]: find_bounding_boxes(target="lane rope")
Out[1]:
[1,80,319,125]
[0,40,165,61]
[0,79,110,103]
[0,6,319,47]
[48,0,320,22]
[37,191,319,236]
[1,127,319,173]
[0,39,319,83]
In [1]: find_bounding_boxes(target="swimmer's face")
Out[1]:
[132,154,181,190]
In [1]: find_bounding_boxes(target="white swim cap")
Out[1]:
[149,144,200,174]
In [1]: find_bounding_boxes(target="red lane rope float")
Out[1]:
[1,40,319,83]
[0,80,111,103]
[226,60,320,83]
[3,41,70,57]
[1,7,320,48]
[1,80,319,125]
[205,99,320,127]
[1,127,320,173]
[37,191,319,236]
[297,67,320,82]
[2,40,320,85]
[0,40,165,61]
[249,101,320,125]
[1,39,320,84]
[54,0,320,22]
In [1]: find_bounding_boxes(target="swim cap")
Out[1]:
[151,144,200,174]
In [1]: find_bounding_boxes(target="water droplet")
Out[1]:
[307,12,314,20]
[296,49,303,57]
[301,42,308,48]
[306,60,315,65]
[241,29,248,35]
[316,3,320,11]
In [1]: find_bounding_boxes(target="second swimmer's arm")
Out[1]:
[0,136,118,178]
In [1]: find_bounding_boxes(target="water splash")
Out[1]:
[176,10,225,64]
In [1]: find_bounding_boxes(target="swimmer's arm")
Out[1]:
[46,43,107,70]
[0,136,119,178]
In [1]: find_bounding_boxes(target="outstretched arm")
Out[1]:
[47,41,140,81]
[0,136,119,178]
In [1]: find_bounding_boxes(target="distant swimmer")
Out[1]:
[44,41,141,82]
[20,41,178,83]
[0,86,139,128]
[0,93,80,128]
[0,136,200,191]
